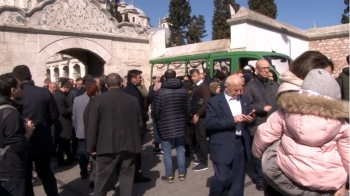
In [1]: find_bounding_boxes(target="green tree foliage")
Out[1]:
[108,0,123,22]
[124,12,130,22]
[212,0,240,40]
[248,0,277,19]
[168,0,192,47]
[341,0,349,24]
[186,15,207,44]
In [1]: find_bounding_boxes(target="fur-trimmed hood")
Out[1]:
[278,93,349,119]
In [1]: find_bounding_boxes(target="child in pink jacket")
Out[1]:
[252,69,349,192]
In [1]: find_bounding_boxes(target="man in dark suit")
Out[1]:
[54,79,75,166]
[87,73,143,196]
[123,69,151,183]
[206,75,255,196]
[12,65,59,196]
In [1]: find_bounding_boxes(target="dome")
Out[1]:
[120,0,127,6]
[135,8,147,17]
[125,4,136,11]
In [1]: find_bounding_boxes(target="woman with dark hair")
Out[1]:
[83,84,100,189]
[268,70,278,83]
[252,51,347,196]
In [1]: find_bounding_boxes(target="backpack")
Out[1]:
[0,104,18,160]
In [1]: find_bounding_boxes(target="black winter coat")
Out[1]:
[123,82,148,135]
[53,90,73,139]
[153,78,190,140]
[18,82,59,154]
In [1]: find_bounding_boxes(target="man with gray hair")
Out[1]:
[87,73,143,195]
[244,59,279,191]
[206,75,255,195]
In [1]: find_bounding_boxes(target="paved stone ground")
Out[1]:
[31,130,263,196]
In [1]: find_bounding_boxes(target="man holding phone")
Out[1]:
[206,75,255,195]
[244,59,279,191]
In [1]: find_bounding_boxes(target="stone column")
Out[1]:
[80,63,86,77]
[69,62,74,79]
[49,66,55,83]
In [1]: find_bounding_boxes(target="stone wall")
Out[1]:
[309,37,349,76]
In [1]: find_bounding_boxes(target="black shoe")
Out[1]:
[153,148,161,153]
[80,174,88,180]
[89,181,94,189]
[161,176,174,183]
[134,174,151,183]
[67,157,79,162]
[57,161,72,167]
[256,181,264,191]
[108,185,115,191]
[192,159,200,165]
[192,163,208,171]
[32,177,42,187]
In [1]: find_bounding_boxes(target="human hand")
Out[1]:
[244,114,254,123]
[264,105,272,112]
[24,119,35,138]
[193,115,199,124]
[334,184,345,196]
[234,114,246,123]
[91,152,97,156]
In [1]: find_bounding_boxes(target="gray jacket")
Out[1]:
[244,78,279,135]
[73,92,90,139]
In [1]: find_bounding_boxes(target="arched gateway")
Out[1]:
[0,0,150,85]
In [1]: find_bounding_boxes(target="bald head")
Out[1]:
[107,73,122,88]
[256,59,270,79]
[225,75,243,98]
[225,75,243,86]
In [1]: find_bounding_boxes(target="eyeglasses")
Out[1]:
[258,67,270,70]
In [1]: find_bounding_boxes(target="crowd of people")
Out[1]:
[0,51,348,196]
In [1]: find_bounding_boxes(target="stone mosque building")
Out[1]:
[0,0,166,83]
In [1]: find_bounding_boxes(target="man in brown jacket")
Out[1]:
[190,69,211,171]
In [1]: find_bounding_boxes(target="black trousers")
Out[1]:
[57,137,73,163]
[71,129,79,156]
[195,118,209,163]
[25,152,58,196]
[134,134,144,177]
[250,135,263,183]
[185,124,197,154]
[94,152,137,196]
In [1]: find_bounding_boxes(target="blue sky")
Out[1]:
[130,0,346,41]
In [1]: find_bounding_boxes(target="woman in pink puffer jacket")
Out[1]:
[252,69,349,192]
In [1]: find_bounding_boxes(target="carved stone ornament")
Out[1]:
[0,0,149,38]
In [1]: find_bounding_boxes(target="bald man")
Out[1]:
[48,82,57,94]
[243,59,279,191]
[206,75,255,195]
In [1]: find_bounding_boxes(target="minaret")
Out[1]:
[313,22,316,29]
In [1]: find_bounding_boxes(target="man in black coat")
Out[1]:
[202,68,213,86]
[123,69,151,183]
[87,73,143,196]
[153,69,190,183]
[243,59,279,191]
[53,79,75,166]
[13,65,59,196]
